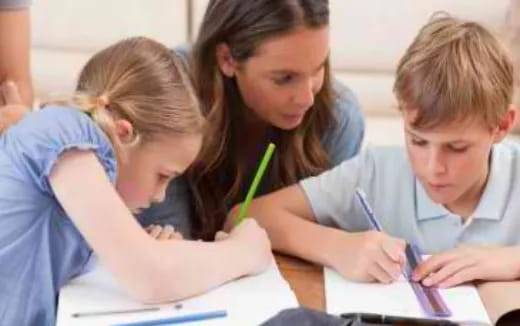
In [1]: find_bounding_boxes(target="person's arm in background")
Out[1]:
[0,81,28,133]
[0,5,33,106]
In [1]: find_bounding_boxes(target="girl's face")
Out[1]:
[115,134,202,214]
[219,25,330,130]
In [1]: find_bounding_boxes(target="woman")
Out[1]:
[142,0,365,240]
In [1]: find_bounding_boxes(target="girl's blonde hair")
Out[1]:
[394,15,514,129]
[72,37,204,154]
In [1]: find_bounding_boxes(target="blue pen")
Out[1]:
[354,188,452,317]
[354,188,408,278]
[111,310,227,326]
[354,188,383,231]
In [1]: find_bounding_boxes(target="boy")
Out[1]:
[229,16,520,289]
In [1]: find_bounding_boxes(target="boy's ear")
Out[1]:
[215,43,238,78]
[494,104,517,143]
[114,119,135,145]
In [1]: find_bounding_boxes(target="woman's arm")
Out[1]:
[50,150,272,303]
[0,8,32,106]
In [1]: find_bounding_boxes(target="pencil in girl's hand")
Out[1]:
[235,143,276,225]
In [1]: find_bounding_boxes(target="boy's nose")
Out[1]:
[427,150,447,176]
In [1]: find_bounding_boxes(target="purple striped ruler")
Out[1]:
[405,243,452,317]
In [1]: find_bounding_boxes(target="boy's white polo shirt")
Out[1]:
[300,142,520,253]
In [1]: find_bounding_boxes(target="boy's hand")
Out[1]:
[145,224,183,241]
[332,230,406,284]
[227,218,272,275]
[0,81,28,133]
[412,245,520,288]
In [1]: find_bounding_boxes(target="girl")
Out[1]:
[142,0,366,241]
[0,37,271,326]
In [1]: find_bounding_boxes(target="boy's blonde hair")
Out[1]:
[73,37,204,150]
[394,15,514,130]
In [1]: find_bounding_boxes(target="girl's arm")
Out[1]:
[0,9,32,106]
[50,150,272,303]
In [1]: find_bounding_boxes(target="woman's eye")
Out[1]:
[273,75,294,85]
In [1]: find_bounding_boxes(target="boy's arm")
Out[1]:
[0,9,32,106]
[50,150,272,303]
[228,184,341,266]
[227,183,406,284]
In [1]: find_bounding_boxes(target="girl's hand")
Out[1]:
[145,224,183,241]
[227,218,272,275]
[412,245,520,288]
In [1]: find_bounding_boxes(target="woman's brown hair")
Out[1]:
[188,0,335,240]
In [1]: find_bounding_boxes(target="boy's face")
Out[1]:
[403,109,511,212]
[115,134,202,214]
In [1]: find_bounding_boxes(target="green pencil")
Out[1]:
[235,143,276,225]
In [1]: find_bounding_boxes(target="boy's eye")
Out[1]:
[273,74,294,85]
[448,145,468,153]
[411,138,427,146]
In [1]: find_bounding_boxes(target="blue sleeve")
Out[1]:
[1,106,117,194]
[321,80,365,166]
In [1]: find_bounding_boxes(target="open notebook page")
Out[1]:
[325,267,491,325]
[57,259,298,326]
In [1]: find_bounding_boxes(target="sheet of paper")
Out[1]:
[57,259,298,326]
[324,267,491,325]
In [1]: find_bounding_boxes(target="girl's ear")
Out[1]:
[216,43,238,78]
[114,119,135,145]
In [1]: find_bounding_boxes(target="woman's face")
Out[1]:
[221,25,330,130]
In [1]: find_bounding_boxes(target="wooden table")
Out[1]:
[275,253,325,311]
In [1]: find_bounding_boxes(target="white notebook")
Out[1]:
[325,267,491,325]
[57,260,298,326]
